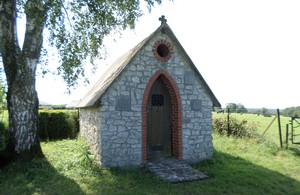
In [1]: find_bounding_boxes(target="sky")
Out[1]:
[17,0,300,109]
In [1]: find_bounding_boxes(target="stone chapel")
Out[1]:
[77,16,221,167]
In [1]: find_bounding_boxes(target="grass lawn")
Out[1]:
[1,113,300,194]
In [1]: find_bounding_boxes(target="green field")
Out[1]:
[1,113,300,194]
[213,112,292,144]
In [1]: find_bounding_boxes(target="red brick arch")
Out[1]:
[142,70,182,162]
[152,40,174,62]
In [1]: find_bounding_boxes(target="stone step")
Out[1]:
[147,158,209,183]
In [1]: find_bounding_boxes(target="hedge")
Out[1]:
[213,116,258,138]
[0,110,79,145]
[39,110,79,140]
[0,121,8,153]
[0,110,79,166]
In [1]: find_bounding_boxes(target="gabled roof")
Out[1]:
[77,22,221,108]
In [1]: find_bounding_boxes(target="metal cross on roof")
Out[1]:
[159,15,167,25]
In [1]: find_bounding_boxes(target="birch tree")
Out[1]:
[0,0,163,161]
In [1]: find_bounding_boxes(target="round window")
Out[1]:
[157,44,169,57]
[152,40,173,61]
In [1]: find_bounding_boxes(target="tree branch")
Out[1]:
[22,0,46,61]
[59,0,74,33]
[0,0,21,85]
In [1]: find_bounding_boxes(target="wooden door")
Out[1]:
[147,77,171,159]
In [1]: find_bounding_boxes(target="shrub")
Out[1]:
[39,110,79,140]
[213,116,258,138]
[0,121,9,166]
[0,121,8,152]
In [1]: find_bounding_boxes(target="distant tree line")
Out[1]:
[218,103,275,117]
[281,107,300,118]
[221,103,300,118]
[225,103,248,113]
[259,108,271,117]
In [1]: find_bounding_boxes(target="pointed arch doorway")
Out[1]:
[147,77,172,158]
[142,70,182,162]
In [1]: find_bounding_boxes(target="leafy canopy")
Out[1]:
[17,0,163,88]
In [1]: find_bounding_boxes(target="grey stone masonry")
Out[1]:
[79,108,102,162]
[79,26,216,167]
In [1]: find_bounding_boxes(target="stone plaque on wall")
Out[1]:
[191,100,202,111]
[116,96,131,111]
[184,72,195,85]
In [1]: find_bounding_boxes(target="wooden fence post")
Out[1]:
[227,110,230,137]
[286,124,289,147]
[277,109,283,148]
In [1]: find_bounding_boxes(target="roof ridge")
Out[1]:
[77,31,156,107]
[77,21,221,108]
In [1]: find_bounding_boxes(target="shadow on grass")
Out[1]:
[191,149,300,195]
[290,146,300,156]
[79,149,300,195]
[0,157,84,195]
[1,149,300,195]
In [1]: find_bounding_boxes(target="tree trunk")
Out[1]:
[6,59,42,160]
[0,0,45,162]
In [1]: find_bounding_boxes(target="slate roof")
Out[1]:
[77,23,221,108]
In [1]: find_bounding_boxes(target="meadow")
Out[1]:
[0,113,300,194]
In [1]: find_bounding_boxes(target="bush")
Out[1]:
[0,121,9,166]
[0,121,8,152]
[282,106,300,117]
[39,110,79,140]
[213,116,258,138]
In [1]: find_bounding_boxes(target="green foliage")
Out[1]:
[282,106,300,117]
[0,69,7,112]
[38,110,79,140]
[0,121,8,152]
[260,107,271,117]
[225,103,237,112]
[0,121,9,167]
[6,0,166,89]
[0,79,7,152]
[225,103,248,113]
[1,0,165,160]
[0,86,6,108]
[236,103,248,113]
[216,113,291,146]
[39,104,67,110]
[22,0,163,88]
[42,138,97,173]
[1,134,300,194]
[0,139,96,194]
[2,113,300,194]
[213,116,258,138]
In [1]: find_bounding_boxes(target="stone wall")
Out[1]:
[181,85,214,163]
[79,108,102,162]
[79,29,214,167]
[96,101,142,167]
